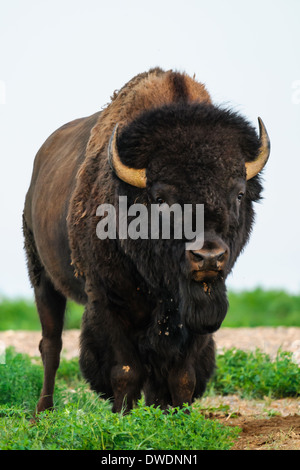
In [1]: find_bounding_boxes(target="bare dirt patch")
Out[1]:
[217,414,300,450]
[200,395,300,450]
[1,327,299,361]
[229,415,300,450]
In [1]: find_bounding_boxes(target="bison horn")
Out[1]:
[245,117,270,180]
[108,124,147,188]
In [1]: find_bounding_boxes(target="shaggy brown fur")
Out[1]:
[68,68,211,276]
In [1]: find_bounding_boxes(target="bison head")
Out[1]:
[107,103,270,335]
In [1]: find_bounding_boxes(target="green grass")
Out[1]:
[0,347,299,450]
[1,288,298,449]
[0,400,240,451]
[1,288,300,330]
[0,348,240,450]
[224,288,300,327]
[0,298,83,331]
[209,348,300,399]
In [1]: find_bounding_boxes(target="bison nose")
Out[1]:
[186,233,230,281]
[189,248,227,270]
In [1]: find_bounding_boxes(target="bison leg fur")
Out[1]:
[167,366,196,408]
[79,302,144,413]
[35,272,66,413]
[110,363,143,413]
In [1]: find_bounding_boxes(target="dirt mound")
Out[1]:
[201,394,300,450]
[227,415,300,450]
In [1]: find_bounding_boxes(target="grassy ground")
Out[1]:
[225,289,300,327]
[0,298,83,330]
[0,288,300,331]
[0,347,299,450]
[0,288,299,450]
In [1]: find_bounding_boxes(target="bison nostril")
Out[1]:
[189,248,228,270]
[217,251,226,262]
[190,250,204,261]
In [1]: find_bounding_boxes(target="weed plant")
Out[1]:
[209,348,300,398]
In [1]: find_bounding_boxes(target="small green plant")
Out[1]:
[0,348,43,411]
[208,348,300,399]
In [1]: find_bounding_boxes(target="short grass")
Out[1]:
[0,298,83,331]
[210,348,300,399]
[0,347,299,450]
[224,288,300,327]
[1,288,299,330]
[0,349,239,450]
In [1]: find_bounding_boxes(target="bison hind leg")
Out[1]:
[23,214,66,413]
[35,274,66,413]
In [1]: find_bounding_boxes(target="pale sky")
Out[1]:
[0,0,300,298]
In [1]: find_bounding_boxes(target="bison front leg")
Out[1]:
[167,366,196,408]
[80,299,144,413]
[167,337,216,408]
[143,370,172,410]
[110,363,143,413]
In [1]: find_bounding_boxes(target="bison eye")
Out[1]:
[237,192,244,203]
[156,197,165,205]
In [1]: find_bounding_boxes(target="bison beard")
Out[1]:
[79,236,227,411]
[79,280,221,411]
[23,68,269,414]
[179,278,228,335]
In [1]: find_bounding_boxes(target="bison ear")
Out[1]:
[245,117,270,180]
[107,124,147,188]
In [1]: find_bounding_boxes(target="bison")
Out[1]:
[23,68,270,413]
